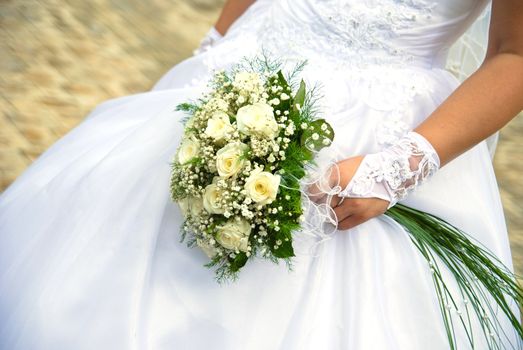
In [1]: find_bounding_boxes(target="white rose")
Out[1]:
[216,142,248,177]
[215,219,252,252]
[203,179,225,214]
[244,168,281,206]
[196,238,219,259]
[177,136,200,164]
[236,102,279,139]
[204,111,233,141]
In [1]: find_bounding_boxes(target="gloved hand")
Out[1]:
[339,131,441,209]
[193,26,223,55]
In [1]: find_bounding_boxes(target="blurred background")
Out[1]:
[0,0,521,275]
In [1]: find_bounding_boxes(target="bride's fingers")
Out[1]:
[308,192,341,209]
[306,164,342,203]
[306,184,335,205]
[335,198,389,230]
[306,182,327,203]
[332,198,358,221]
[330,195,342,208]
[337,212,368,230]
[307,184,343,208]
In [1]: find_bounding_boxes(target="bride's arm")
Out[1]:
[214,0,257,35]
[416,0,523,167]
[332,0,523,230]
[194,0,256,54]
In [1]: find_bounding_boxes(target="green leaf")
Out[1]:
[271,239,295,258]
[175,102,200,114]
[229,252,248,272]
[293,79,306,113]
[270,71,291,111]
[276,70,290,90]
[300,119,335,152]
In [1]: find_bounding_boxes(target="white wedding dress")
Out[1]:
[0,0,520,349]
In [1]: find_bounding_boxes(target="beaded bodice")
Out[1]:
[195,0,491,151]
[257,0,489,69]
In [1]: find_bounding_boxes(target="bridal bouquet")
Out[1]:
[171,56,522,349]
[170,57,334,282]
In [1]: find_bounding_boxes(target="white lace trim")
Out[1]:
[340,131,440,207]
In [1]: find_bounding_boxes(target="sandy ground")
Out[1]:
[0,0,521,275]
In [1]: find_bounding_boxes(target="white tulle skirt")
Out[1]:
[0,5,519,350]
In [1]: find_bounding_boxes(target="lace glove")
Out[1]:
[193,26,223,55]
[339,131,441,209]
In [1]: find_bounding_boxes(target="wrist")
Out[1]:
[339,131,440,209]
[207,26,224,40]
[193,26,224,56]
[381,131,440,207]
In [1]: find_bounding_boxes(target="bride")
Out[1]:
[1,0,522,349]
